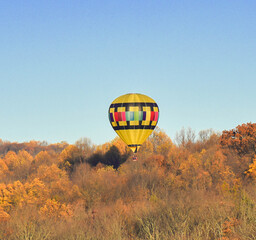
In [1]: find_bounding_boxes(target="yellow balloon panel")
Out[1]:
[111,93,156,104]
[115,129,154,153]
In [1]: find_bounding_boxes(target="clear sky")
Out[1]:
[0,1,255,145]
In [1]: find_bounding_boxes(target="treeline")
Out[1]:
[0,140,68,156]
[0,123,256,239]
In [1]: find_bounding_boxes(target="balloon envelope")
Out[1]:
[108,93,159,153]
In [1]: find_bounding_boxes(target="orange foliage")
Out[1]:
[59,145,81,162]
[148,127,173,157]
[3,150,33,179]
[112,137,130,155]
[4,151,18,171]
[244,155,256,179]
[220,122,256,156]
[59,145,82,171]
[176,148,235,190]
[95,137,130,156]
[0,159,9,177]
[39,199,73,220]
[32,164,72,201]
[34,151,53,166]
[0,179,49,213]
[221,217,240,240]
[24,178,49,205]
[0,206,10,222]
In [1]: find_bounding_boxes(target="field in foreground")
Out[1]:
[0,123,256,239]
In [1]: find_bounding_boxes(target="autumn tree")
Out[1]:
[198,129,214,142]
[244,155,256,180]
[111,137,131,156]
[23,140,43,155]
[87,145,128,169]
[3,150,33,180]
[175,148,236,190]
[32,164,73,201]
[175,127,195,148]
[0,159,9,181]
[220,123,256,178]
[75,137,95,159]
[138,139,154,159]
[147,127,173,157]
[95,142,112,155]
[30,151,56,173]
[59,145,83,172]
[0,206,10,223]
[4,151,18,171]
[196,130,220,152]
[103,145,124,169]
[220,123,256,156]
[39,199,73,220]
[86,153,104,167]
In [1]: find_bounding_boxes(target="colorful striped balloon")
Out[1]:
[108,93,159,154]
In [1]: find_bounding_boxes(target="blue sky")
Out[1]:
[0,1,255,145]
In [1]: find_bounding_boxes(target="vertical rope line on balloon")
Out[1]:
[128,94,134,154]
[133,94,137,152]
[138,95,147,151]
[121,94,129,147]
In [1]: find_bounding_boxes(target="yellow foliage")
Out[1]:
[33,164,72,200]
[0,183,12,211]
[59,145,80,162]
[24,178,49,204]
[0,181,26,211]
[3,150,33,177]
[4,151,18,170]
[34,151,52,165]
[140,139,154,154]
[245,155,256,179]
[34,164,69,184]
[0,206,10,222]
[96,165,115,174]
[39,199,73,220]
[112,137,130,155]
[0,158,9,176]
[176,148,235,190]
[149,128,173,157]
[17,150,33,164]
[0,179,49,212]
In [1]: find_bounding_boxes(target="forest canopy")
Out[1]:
[0,123,256,239]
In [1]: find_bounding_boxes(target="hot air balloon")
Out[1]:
[108,93,159,160]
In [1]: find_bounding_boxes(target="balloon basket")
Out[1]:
[132,154,138,161]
